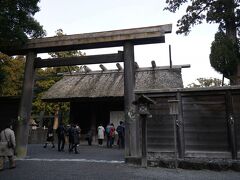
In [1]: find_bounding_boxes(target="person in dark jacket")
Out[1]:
[43,125,55,148]
[116,121,125,149]
[67,124,74,152]
[56,123,66,152]
[69,124,80,154]
[86,129,93,146]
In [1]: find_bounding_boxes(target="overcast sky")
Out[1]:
[35,0,221,87]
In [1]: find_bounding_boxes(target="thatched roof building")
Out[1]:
[42,65,187,134]
[42,65,184,101]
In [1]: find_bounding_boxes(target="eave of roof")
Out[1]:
[42,66,183,102]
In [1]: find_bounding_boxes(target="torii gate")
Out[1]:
[1,24,172,160]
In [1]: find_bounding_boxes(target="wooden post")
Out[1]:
[124,42,137,157]
[173,114,178,168]
[16,51,36,157]
[141,116,147,167]
[169,45,172,68]
[225,91,237,159]
[176,92,185,158]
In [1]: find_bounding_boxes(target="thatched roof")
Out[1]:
[42,66,184,101]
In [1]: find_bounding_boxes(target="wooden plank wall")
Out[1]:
[232,94,240,154]
[183,94,229,158]
[147,96,174,152]
[144,88,240,159]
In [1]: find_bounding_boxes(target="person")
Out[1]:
[86,129,93,146]
[109,123,116,148]
[43,125,55,148]
[106,123,115,148]
[69,124,80,154]
[56,123,66,152]
[105,123,112,148]
[97,124,105,146]
[116,121,125,148]
[67,124,74,152]
[0,122,16,170]
[65,124,70,145]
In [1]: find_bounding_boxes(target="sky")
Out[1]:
[35,0,222,87]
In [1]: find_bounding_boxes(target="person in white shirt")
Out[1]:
[97,124,105,145]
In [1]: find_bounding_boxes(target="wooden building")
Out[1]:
[42,65,185,134]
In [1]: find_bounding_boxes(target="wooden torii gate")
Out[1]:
[1,24,172,160]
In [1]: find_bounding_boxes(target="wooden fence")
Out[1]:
[135,86,240,159]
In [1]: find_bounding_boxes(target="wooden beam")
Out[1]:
[134,62,139,69]
[34,51,123,68]
[116,63,123,71]
[83,65,91,72]
[151,60,156,69]
[1,24,172,55]
[99,64,107,71]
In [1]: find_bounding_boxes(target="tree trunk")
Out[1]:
[225,0,239,85]
[231,64,240,85]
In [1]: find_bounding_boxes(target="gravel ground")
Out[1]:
[0,144,239,180]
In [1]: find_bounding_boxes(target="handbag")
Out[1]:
[0,142,8,156]
[4,130,14,148]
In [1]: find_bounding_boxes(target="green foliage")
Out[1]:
[187,77,228,88]
[210,31,240,79]
[0,53,25,96]
[32,68,63,114]
[0,27,84,124]
[0,0,46,47]
[165,0,240,35]
[165,0,240,84]
[32,29,85,121]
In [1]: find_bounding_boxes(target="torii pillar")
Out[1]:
[124,42,139,158]
[16,51,36,157]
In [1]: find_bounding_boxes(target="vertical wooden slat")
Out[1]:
[141,116,147,167]
[225,91,237,159]
[177,91,185,158]
[16,51,36,157]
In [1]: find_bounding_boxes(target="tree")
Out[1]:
[187,77,228,88]
[210,31,240,83]
[48,29,85,74]
[0,0,45,47]
[0,53,25,96]
[32,29,85,124]
[165,0,240,84]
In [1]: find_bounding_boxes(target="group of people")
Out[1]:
[43,123,81,154]
[97,121,125,149]
[0,120,125,171]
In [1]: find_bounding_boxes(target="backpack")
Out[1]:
[106,126,110,134]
